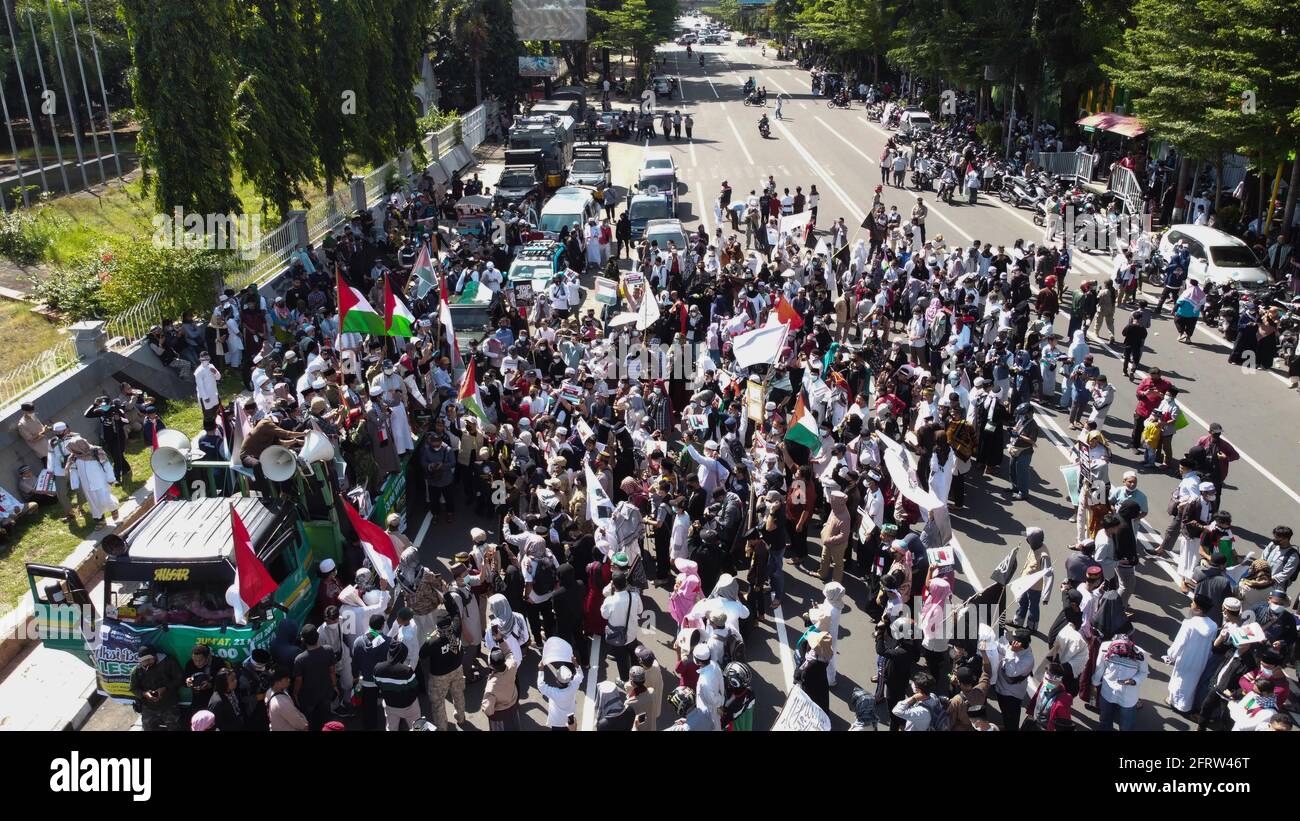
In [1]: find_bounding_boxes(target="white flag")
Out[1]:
[585,463,614,533]
[772,685,831,731]
[636,291,662,330]
[731,323,789,369]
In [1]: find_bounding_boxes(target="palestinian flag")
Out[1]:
[341,496,401,586]
[411,242,437,298]
[457,357,488,422]
[226,504,278,625]
[384,273,415,337]
[773,295,804,329]
[437,268,461,366]
[784,394,822,453]
[337,268,385,335]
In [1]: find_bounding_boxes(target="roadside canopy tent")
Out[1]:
[1076,112,1145,139]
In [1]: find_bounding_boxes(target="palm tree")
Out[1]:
[439,0,489,104]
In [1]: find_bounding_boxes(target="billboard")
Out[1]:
[519,55,561,77]
[512,0,587,41]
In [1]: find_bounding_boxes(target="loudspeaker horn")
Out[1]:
[154,428,191,454]
[151,446,190,483]
[260,445,299,482]
[299,430,335,465]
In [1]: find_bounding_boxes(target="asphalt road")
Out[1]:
[81,38,1300,733]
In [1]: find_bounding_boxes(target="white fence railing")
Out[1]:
[364,161,396,203]
[1109,165,1144,215]
[463,104,486,150]
[104,290,165,349]
[226,218,299,290]
[1034,152,1096,185]
[307,184,355,240]
[0,336,80,407]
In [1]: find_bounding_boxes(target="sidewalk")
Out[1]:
[0,485,149,732]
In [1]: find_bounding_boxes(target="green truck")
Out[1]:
[26,456,410,704]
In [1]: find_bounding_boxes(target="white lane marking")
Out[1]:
[1034,394,1206,590]
[725,115,755,165]
[949,533,985,590]
[689,137,698,167]
[770,117,864,222]
[771,605,795,691]
[581,634,602,731]
[707,78,719,99]
[699,181,712,237]
[1092,341,1300,506]
[815,115,873,164]
[413,512,433,546]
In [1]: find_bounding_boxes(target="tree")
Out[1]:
[232,1,318,220]
[1105,0,1273,210]
[121,0,240,216]
[592,0,654,84]
[307,0,373,195]
[430,0,524,112]
[440,0,490,105]
[794,0,888,78]
[703,0,742,29]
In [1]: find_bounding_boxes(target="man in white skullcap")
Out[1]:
[45,421,81,520]
[681,435,730,495]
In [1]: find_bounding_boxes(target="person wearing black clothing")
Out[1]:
[1120,313,1148,378]
[420,609,466,731]
[552,562,589,663]
[182,644,229,724]
[877,616,920,730]
[350,614,390,730]
[293,624,337,731]
[84,397,132,481]
[374,642,423,731]
[616,212,632,259]
[1190,554,1235,624]
[207,667,248,731]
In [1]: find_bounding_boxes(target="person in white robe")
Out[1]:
[194,352,222,417]
[65,437,118,522]
[1163,597,1216,712]
[929,445,956,505]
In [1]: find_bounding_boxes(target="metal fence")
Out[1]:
[104,290,164,349]
[225,218,300,291]
[307,184,355,240]
[463,104,487,150]
[1109,165,1144,215]
[364,161,396,203]
[1034,151,1096,185]
[0,336,80,407]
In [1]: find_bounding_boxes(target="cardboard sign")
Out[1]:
[623,270,645,288]
[514,282,534,301]
[1230,622,1266,647]
[575,416,595,443]
[686,413,710,431]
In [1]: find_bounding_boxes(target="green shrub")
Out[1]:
[0,208,61,265]
[976,121,1004,150]
[28,263,105,319]
[97,237,232,320]
[418,107,459,134]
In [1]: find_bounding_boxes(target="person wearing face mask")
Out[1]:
[1249,590,1297,660]
[1024,662,1074,731]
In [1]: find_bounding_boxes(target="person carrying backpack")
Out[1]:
[509,514,560,646]
[891,671,949,730]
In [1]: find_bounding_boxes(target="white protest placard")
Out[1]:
[779,209,813,238]
[1006,567,1051,603]
[623,270,645,288]
[772,685,831,731]
[575,416,595,444]
[686,413,710,431]
[560,381,584,405]
[594,276,619,306]
[927,546,956,568]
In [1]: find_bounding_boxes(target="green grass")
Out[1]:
[0,298,66,375]
[20,153,375,268]
[0,371,245,608]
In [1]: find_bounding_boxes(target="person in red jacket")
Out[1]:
[1025,662,1075,730]
[1130,367,1171,450]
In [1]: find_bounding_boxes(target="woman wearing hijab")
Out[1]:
[552,563,588,664]
[919,575,952,692]
[669,558,704,626]
[688,574,750,635]
[484,593,529,664]
[594,679,637,731]
[795,628,834,716]
[1079,589,1130,708]
[397,546,441,642]
[1059,330,1090,411]
[1174,278,1205,342]
[583,555,611,640]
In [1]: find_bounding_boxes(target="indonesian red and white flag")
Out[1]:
[341,496,401,586]
[225,504,279,624]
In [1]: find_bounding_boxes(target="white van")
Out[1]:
[538,185,600,238]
